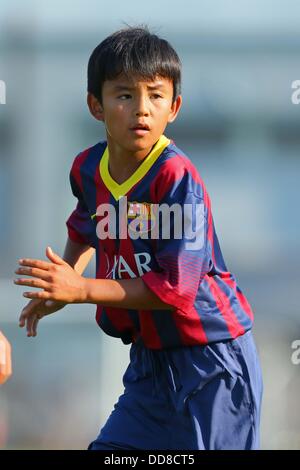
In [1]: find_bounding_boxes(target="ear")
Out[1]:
[87,93,105,122]
[167,95,183,124]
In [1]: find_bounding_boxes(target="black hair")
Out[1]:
[87,25,181,105]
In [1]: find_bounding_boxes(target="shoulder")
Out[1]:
[153,139,209,201]
[68,141,106,194]
[70,140,107,175]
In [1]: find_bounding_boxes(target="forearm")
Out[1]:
[63,237,95,274]
[15,244,173,310]
[84,277,174,311]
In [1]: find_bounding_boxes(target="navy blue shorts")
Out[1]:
[88,330,263,450]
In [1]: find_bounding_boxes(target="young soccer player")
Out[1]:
[14,26,263,450]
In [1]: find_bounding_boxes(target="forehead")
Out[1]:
[103,74,173,92]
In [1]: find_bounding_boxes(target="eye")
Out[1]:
[118,94,131,100]
[151,94,162,99]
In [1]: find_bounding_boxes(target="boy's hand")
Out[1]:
[18,298,66,337]
[14,246,87,304]
[0,331,12,385]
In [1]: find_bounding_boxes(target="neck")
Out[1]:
[106,135,156,185]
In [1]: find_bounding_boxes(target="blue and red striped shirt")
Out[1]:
[66,135,254,349]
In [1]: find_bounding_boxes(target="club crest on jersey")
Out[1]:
[127,201,156,233]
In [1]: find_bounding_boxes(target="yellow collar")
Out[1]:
[99,135,170,201]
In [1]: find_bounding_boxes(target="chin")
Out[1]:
[126,135,157,151]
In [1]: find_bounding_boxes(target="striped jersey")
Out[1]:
[66,135,254,349]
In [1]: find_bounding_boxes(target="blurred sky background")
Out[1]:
[0,0,300,449]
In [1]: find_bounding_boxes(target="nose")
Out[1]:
[135,94,149,117]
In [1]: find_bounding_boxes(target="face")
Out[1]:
[87,73,182,154]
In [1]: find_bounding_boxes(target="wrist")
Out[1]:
[81,278,108,305]
[77,276,89,303]
[81,277,93,303]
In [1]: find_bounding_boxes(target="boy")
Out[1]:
[14,26,263,450]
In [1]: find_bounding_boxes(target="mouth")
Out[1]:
[130,123,150,134]
[130,129,150,136]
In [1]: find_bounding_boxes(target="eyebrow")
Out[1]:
[113,83,166,91]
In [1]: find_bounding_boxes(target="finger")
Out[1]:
[23,291,51,300]
[32,317,40,337]
[26,314,37,337]
[19,299,46,327]
[19,313,25,327]
[19,258,52,270]
[46,246,65,265]
[14,278,49,289]
[19,309,27,327]
[19,302,36,327]
[27,311,43,337]
[14,266,52,281]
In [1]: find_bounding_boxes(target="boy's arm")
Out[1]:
[62,237,95,274]
[83,277,174,310]
[15,246,173,311]
[63,240,171,310]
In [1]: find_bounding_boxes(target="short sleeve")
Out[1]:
[142,171,211,313]
[66,167,96,248]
